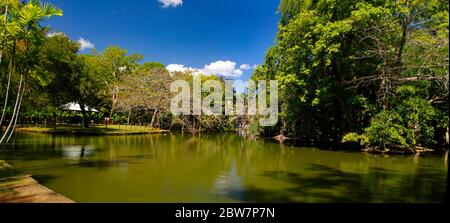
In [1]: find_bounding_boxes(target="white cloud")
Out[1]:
[240,64,252,70]
[201,60,243,77]
[167,60,244,78]
[158,0,183,8]
[166,64,196,73]
[233,69,243,76]
[46,32,64,37]
[253,64,259,69]
[77,37,95,50]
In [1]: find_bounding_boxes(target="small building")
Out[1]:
[58,102,100,127]
[60,102,99,112]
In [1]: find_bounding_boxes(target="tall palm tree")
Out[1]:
[0,0,62,144]
[0,0,16,134]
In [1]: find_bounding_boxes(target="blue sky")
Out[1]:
[44,0,281,81]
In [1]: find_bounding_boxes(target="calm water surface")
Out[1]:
[0,132,447,202]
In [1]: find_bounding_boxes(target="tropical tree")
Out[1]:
[169,72,232,133]
[38,34,105,129]
[254,0,448,151]
[84,46,142,118]
[0,0,62,144]
[116,66,172,128]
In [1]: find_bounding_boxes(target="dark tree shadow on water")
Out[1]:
[230,164,447,203]
[76,159,139,168]
[32,174,60,185]
[0,144,65,161]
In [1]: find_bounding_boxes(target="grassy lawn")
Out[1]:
[15,125,170,135]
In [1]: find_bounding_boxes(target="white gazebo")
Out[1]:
[61,102,99,112]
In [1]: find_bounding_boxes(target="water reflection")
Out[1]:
[233,164,447,202]
[213,159,244,199]
[0,132,447,202]
[62,145,94,159]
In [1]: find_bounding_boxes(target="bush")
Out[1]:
[364,110,414,149]
[343,111,414,151]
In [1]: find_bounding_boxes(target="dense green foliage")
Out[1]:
[0,0,62,143]
[0,0,448,152]
[253,0,448,151]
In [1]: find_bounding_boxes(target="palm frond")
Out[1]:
[1,0,20,8]
[5,22,21,36]
[18,3,44,25]
[29,0,43,7]
[43,3,63,17]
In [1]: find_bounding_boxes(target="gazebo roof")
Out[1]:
[61,102,99,112]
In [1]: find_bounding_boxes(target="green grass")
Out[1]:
[16,125,170,135]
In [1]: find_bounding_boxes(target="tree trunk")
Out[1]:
[0,41,16,132]
[110,85,119,118]
[0,73,23,144]
[79,101,90,128]
[150,109,158,128]
[445,127,449,145]
[53,112,57,129]
[396,15,409,68]
[127,108,131,125]
[6,85,25,143]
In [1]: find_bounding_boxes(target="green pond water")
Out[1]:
[0,132,447,202]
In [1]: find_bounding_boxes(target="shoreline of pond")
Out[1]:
[0,161,74,203]
[258,135,448,155]
[15,126,170,136]
[11,128,449,156]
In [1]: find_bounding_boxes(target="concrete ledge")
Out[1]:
[1,163,74,203]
